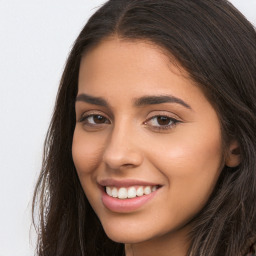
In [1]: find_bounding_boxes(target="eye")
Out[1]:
[144,115,180,131]
[79,114,111,126]
[86,115,109,124]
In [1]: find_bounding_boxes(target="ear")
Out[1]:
[225,140,241,167]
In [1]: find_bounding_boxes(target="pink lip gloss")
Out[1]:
[101,188,158,213]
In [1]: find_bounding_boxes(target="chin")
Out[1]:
[102,222,153,244]
[105,231,149,244]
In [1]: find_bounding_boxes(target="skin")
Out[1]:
[72,37,238,256]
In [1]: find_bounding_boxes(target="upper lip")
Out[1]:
[98,178,161,188]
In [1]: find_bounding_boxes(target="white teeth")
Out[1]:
[105,185,158,199]
[128,187,137,198]
[144,186,151,195]
[112,187,118,198]
[136,186,144,197]
[118,187,127,199]
[106,186,112,196]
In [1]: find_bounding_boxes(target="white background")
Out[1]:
[0,1,255,255]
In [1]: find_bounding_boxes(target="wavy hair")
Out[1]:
[32,0,256,255]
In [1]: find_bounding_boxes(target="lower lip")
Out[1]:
[101,188,159,213]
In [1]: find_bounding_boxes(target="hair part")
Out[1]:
[33,0,256,255]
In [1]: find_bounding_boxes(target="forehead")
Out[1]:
[77,37,210,111]
[80,38,184,85]
[79,38,176,80]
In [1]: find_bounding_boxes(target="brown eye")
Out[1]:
[145,115,179,131]
[81,114,110,125]
[156,116,172,126]
[148,116,174,126]
[93,115,108,124]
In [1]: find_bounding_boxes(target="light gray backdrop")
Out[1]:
[0,1,255,255]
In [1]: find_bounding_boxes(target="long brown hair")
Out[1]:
[33,0,256,255]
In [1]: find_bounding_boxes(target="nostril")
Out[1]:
[102,139,143,169]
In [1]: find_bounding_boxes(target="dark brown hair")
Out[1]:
[33,0,256,255]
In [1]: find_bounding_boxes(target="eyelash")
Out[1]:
[79,113,111,126]
[144,115,180,131]
[78,113,180,131]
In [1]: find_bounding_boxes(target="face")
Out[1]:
[72,38,224,246]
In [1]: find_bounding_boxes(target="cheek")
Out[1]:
[149,124,223,173]
[72,127,105,176]
[147,125,223,213]
[72,128,105,209]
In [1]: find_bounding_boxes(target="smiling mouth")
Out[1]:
[104,185,161,199]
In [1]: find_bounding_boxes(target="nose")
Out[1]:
[102,124,143,170]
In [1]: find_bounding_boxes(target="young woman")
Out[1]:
[32,0,256,255]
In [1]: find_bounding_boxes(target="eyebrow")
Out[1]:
[76,93,108,107]
[134,95,192,109]
[76,93,192,109]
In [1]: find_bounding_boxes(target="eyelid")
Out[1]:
[143,111,182,131]
[144,115,179,125]
[78,110,111,123]
[145,110,182,122]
